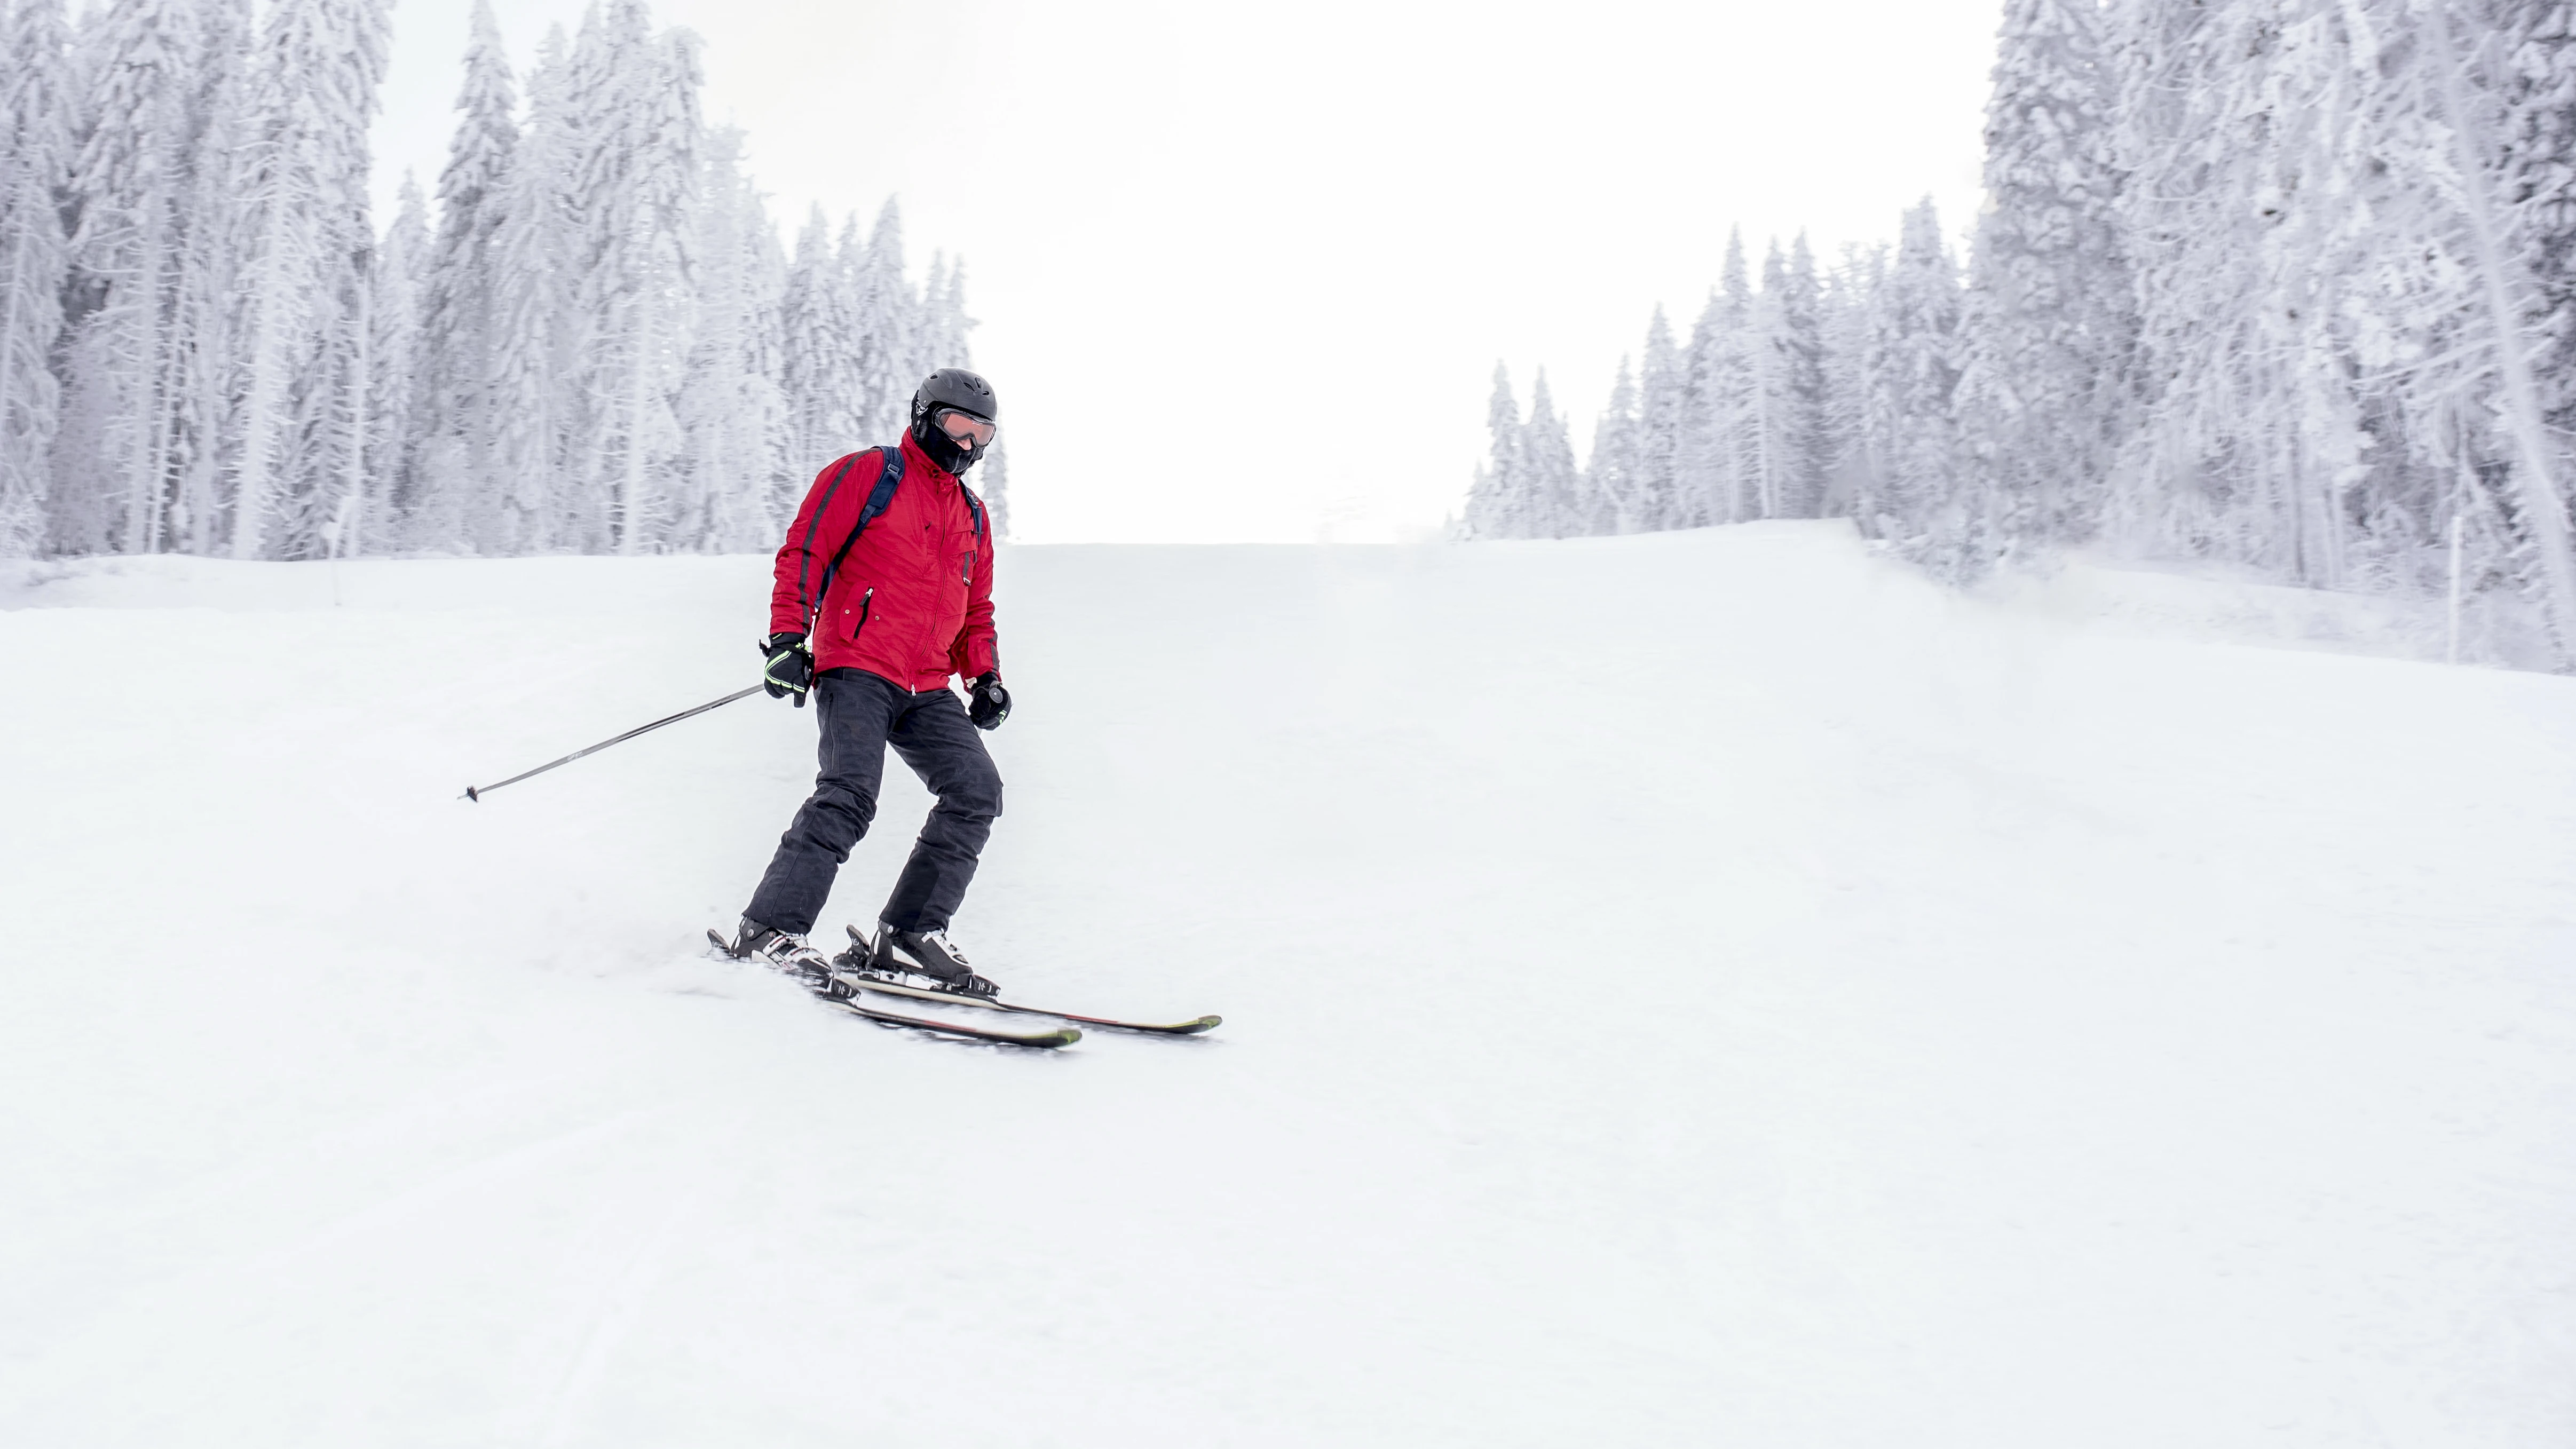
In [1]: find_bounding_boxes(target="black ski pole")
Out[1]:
[463,684,766,801]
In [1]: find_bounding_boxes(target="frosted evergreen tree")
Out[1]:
[917,252,976,376]
[1674,290,1725,530]
[2501,1,2576,437]
[2105,0,2359,582]
[2483,0,2576,651]
[2379,0,2576,650]
[1633,306,1684,530]
[223,0,393,561]
[676,125,788,550]
[779,204,864,472]
[1751,235,1826,520]
[1954,0,2135,553]
[0,0,75,556]
[565,2,701,553]
[52,0,230,555]
[1868,200,1966,567]
[1818,243,1885,520]
[979,434,1012,540]
[483,23,578,553]
[414,0,517,551]
[850,199,916,444]
[1586,357,1641,535]
[1685,230,1757,526]
[344,172,425,557]
[1521,369,1581,537]
[1462,363,1526,539]
[162,3,252,555]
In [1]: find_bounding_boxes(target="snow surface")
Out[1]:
[3,523,2573,1447]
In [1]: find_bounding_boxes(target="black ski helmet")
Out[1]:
[908,368,999,474]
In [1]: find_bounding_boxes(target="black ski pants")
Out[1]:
[744,669,1003,938]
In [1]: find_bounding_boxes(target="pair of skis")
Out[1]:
[705,927,1221,1049]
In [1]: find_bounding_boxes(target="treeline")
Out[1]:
[0,0,996,563]
[1466,0,2576,665]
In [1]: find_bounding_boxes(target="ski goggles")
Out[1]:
[935,409,999,448]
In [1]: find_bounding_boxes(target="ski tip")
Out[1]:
[1035,1028,1084,1048]
[1181,1015,1222,1034]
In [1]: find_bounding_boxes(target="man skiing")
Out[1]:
[725,369,1013,997]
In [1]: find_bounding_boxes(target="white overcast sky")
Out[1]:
[372,0,2004,543]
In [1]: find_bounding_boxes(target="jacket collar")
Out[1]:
[897,431,957,486]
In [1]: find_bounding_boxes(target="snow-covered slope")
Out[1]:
[4,525,2572,1447]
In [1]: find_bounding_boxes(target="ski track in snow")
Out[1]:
[2,525,2572,1447]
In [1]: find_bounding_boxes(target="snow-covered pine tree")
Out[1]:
[223,0,393,561]
[1674,291,1725,530]
[1751,235,1827,520]
[285,0,393,561]
[162,1,251,556]
[851,198,916,443]
[0,0,75,556]
[345,171,425,557]
[1586,357,1641,534]
[675,124,788,551]
[2490,0,2576,654]
[547,2,633,551]
[413,0,517,553]
[1868,199,1967,568]
[1954,0,2135,557]
[484,23,579,553]
[566,1,700,553]
[779,204,864,474]
[1706,229,1757,524]
[1633,306,1684,530]
[2371,0,2576,654]
[1818,242,1885,522]
[1522,369,1581,537]
[2106,0,2342,581]
[1462,363,1525,539]
[52,0,231,556]
[917,251,976,375]
[979,433,1012,541]
[2502,1,2576,440]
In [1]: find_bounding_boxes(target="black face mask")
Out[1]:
[910,411,986,476]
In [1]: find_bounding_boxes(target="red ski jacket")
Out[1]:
[769,433,998,691]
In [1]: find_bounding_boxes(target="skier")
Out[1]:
[724,369,1013,996]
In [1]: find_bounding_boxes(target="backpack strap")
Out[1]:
[795,449,870,620]
[809,445,905,632]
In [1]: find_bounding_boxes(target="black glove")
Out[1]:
[761,632,812,705]
[967,672,1010,731]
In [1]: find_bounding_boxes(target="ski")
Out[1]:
[833,926,1222,1035]
[824,994,1082,1048]
[706,929,1080,1049]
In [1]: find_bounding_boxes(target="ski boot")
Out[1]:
[726,917,836,988]
[837,922,1000,998]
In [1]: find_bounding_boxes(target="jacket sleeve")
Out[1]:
[950,498,999,678]
[770,452,876,636]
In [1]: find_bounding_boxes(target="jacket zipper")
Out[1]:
[851,587,873,639]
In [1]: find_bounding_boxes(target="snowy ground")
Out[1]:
[3,524,2572,1447]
